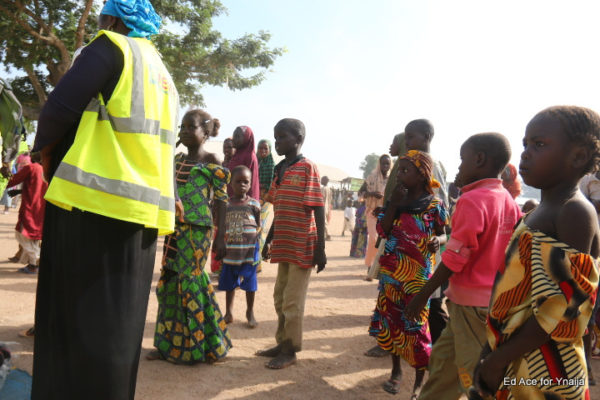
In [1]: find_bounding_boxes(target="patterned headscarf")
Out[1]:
[400,150,440,194]
[101,0,161,38]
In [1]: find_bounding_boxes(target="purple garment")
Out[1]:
[227,126,260,201]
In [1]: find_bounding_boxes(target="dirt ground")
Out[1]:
[1,208,599,399]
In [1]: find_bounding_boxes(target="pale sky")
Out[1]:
[197,0,600,180]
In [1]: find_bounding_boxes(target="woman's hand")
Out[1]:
[175,200,185,223]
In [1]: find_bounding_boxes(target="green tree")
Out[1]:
[0,0,284,119]
[359,153,379,180]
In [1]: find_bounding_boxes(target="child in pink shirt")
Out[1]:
[406,133,521,399]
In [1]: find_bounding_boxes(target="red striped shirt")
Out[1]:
[267,158,324,269]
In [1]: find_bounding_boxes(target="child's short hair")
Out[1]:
[346,199,353,207]
[464,132,511,175]
[532,106,600,174]
[231,165,251,179]
[185,109,220,137]
[274,118,305,140]
[405,119,434,140]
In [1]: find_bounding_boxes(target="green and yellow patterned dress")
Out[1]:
[153,153,232,364]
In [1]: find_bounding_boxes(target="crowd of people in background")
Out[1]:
[1,1,600,400]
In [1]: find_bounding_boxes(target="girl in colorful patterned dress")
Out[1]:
[369,150,448,397]
[147,109,232,364]
[473,106,600,400]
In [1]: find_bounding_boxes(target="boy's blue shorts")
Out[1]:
[218,262,258,292]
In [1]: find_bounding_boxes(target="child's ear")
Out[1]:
[475,151,486,168]
[571,144,591,170]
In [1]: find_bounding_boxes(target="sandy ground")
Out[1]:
[1,208,599,400]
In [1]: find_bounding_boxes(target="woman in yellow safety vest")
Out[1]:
[31,1,178,399]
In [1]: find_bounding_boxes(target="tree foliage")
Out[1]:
[0,0,284,119]
[359,153,380,180]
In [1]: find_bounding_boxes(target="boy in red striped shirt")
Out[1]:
[257,118,326,369]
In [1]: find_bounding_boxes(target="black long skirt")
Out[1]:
[31,204,157,400]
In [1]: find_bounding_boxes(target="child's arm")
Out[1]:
[310,205,326,272]
[405,262,453,321]
[6,164,30,188]
[212,199,227,260]
[262,223,274,260]
[474,316,549,396]
[253,204,262,235]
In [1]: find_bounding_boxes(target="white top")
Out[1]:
[344,206,356,220]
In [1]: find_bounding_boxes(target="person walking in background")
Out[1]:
[350,199,368,257]
[257,139,275,198]
[321,175,333,240]
[228,126,260,201]
[358,154,391,271]
[341,199,355,237]
[257,138,276,272]
[257,118,326,369]
[501,163,522,199]
[7,152,47,274]
[222,137,235,168]
[31,1,179,397]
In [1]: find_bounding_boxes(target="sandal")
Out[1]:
[364,345,389,357]
[17,265,37,274]
[382,378,401,394]
[145,350,163,361]
[18,327,35,337]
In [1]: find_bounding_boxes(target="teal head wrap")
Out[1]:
[101,0,161,38]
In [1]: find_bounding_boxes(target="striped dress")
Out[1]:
[368,198,447,369]
[487,221,598,400]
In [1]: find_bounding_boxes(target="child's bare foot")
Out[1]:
[223,313,233,324]
[411,368,425,399]
[246,310,258,328]
[255,344,282,357]
[265,352,296,369]
[383,369,402,394]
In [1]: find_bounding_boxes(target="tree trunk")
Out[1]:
[24,65,47,104]
[22,104,42,121]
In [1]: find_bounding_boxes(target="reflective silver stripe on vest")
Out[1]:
[83,36,175,146]
[55,162,174,212]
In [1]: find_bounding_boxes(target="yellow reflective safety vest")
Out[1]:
[45,30,179,235]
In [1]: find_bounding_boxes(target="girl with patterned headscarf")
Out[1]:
[257,139,275,198]
[368,150,448,397]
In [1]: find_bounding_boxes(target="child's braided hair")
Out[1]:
[535,106,600,174]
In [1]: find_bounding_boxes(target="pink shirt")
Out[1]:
[443,178,521,307]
